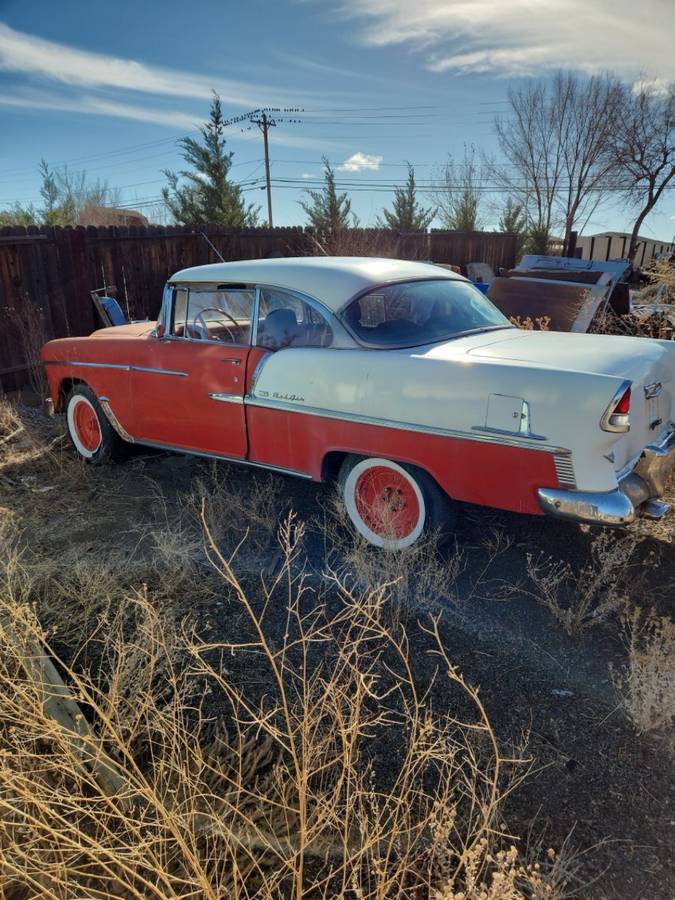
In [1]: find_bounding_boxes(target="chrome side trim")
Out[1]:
[43,360,188,378]
[249,352,272,394]
[98,397,135,443]
[538,487,635,526]
[245,394,568,455]
[472,425,547,442]
[134,440,313,480]
[553,452,577,489]
[208,392,245,405]
[43,359,130,371]
[133,364,188,377]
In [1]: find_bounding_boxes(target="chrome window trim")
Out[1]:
[255,285,336,349]
[168,282,256,348]
[244,393,568,455]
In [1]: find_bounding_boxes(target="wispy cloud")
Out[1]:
[334,0,675,80]
[338,152,383,171]
[0,87,346,151]
[0,22,334,107]
[0,89,199,128]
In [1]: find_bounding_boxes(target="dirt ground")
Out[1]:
[1,404,673,899]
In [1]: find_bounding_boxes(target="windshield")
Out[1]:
[343,278,511,348]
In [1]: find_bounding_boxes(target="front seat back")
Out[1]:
[261,308,300,350]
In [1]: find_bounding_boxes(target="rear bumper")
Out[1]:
[538,427,675,526]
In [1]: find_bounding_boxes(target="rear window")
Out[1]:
[343,278,511,348]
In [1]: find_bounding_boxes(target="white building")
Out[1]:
[576,231,674,267]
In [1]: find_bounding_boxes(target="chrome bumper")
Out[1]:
[538,427,675,526]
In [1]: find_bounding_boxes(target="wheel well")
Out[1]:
[321,450,349,482]
[322,450,450,501]
[57,377,87,410]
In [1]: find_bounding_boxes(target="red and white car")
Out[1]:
[41,257,675,549]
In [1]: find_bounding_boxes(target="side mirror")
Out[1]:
[156,323,165,339]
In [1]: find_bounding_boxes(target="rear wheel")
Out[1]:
[65,386,123,464]
[338,455,456,550]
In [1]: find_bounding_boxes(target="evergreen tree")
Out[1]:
[498,197,528,259]
[162,93,258,226]
[300,158,355,242]
[377,165,435,231]
[39,160,64,226]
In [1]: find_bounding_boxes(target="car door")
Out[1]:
[131,283,254,457]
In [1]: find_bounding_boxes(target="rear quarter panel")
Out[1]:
[248,344,630,508]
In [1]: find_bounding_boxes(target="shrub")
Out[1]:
[0,509,563,897]
[611,605,675,735]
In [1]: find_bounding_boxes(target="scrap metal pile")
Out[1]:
[487,255,675,339]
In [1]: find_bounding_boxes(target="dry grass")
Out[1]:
[509,316,551,331]
[524,532,637,637]
[319,490,465,617]
[610,604,675,736]
[0,508,566,898]
[589,307,674,340]
[636,258,675,306]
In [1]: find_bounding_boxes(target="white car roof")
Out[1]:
[169,256,462,313]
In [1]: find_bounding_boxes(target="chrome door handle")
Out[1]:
[222,357,241,366]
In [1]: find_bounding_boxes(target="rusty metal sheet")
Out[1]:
[488,277,592,331]
[488,255,632,332]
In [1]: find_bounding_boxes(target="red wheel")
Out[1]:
[72,397,101,452]
[65,386,125,464]
[68,395,102,457]
[342,457,426,549]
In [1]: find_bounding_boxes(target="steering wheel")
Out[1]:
[194,307,240,341]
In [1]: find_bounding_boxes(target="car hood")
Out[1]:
[91,322,156,338]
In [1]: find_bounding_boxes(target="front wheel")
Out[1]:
[65,386,123,464]
[338,455,456,550]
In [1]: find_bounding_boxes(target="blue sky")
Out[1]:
[0,0,673,239]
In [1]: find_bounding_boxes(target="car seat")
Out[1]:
[260,308,300,350]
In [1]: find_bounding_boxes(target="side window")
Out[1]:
[173,286,254,344]
[257,288,333,351]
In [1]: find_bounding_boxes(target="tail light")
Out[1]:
[601,382,631,433]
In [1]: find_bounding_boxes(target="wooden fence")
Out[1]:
[0,225,517,392]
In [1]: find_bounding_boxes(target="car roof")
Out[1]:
[169,256,463,313]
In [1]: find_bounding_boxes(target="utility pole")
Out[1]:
[223,107,303,229]
[257,112,275,227]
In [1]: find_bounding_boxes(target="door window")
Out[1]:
[256,288,333,350]
[172,286,255,345]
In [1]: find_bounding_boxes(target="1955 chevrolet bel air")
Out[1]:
[41,257,675,549]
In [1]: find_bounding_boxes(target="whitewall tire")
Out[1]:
[341,457,427,550]
[65,386,123,464]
